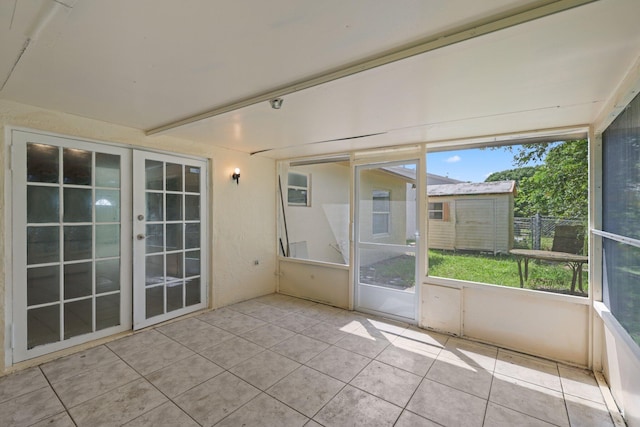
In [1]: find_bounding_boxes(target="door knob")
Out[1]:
[136,234,146,240]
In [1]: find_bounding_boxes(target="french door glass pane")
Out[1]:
[64,226,92,261]
[185,250,200,276]
[146,193,163,221]
[145,255,164,285]
[64,299,92,339]
[185,224,200,249]
[185,166,200,193]
[166,163,183,191]
[166,224,183,250]
[96,259,120,293]
[95,189,120,222]
[64,188,92,222]
[63,148,91,185]
[96,294,120,330]
[167,282,184,312]
[64,262,92,299]
[185,195,200,220]
[146,286,164,318]
[166,194,183,221]
[96,153,120,188]
[166,253,183,279]
[27,144,59,183]
[146,224,164,253]
[145,160,163,190]
[27,186,59,223]
[27,226,59,265]
[185,277,201,307]
[27,266,59,306]
[96,225,120,258]
[28,305,59,349]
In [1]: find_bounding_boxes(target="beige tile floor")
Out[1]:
[0,293,616,427]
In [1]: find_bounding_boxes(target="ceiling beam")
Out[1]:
[146,0,599,136]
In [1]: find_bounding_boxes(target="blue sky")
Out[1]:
[427,146,524,183]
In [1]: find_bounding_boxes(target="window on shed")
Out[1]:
[428,202,449,220]
[288,172,310,206]
[372,190,391,235]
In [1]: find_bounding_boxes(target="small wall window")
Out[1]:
[288,172,310,206]
[428,202,445,220]
[372,190,391,235]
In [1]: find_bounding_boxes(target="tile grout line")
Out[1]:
[37,365,78,426]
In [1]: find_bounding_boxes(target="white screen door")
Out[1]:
[12,131,132,362]
[355,160,419,321]
[132,151,208,330]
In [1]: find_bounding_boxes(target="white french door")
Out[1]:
[11,130,208,362]
[132,151,208,330]
[354,160,419,322]
[12,131,133,361]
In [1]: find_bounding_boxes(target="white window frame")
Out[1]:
[428,202,444,220]
[372,189,391,235]
[287,172,311,207]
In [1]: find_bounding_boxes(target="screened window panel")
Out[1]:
[602,93,640,240]
[602,91,640,346]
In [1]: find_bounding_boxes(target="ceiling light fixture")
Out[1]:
[269,98,283,109]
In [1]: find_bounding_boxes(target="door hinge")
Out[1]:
[10,323,15,350]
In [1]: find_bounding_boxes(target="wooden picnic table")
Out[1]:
[509,249,588,293]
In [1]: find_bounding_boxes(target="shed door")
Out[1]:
[455,199,496,253]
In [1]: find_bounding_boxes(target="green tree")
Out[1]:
[485,166,538,217]
[485,166,538,184]
[516,140,588,218]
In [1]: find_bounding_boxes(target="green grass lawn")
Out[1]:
[361,249,589,296]
[428,249,588,295]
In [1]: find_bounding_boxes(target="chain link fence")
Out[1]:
[514,214,586,250]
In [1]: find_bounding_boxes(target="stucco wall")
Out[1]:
[0,100,276,373]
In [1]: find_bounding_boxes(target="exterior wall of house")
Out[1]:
[358,169,408,266]
[427,194,514,254]
[0,100,277,374]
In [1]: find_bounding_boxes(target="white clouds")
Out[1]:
[446,155,461,163]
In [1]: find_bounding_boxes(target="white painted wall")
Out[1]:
[421,281,590,366]
[0,100,277,373]
[597,304,640,426]
[278,259,349,309]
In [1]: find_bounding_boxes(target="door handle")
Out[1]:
[136,234,146,240]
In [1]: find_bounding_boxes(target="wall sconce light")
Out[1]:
[232,168,241,185]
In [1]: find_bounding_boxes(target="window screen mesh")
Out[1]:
[602,91,640,345]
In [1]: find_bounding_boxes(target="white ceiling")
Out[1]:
[1,0,639,159]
